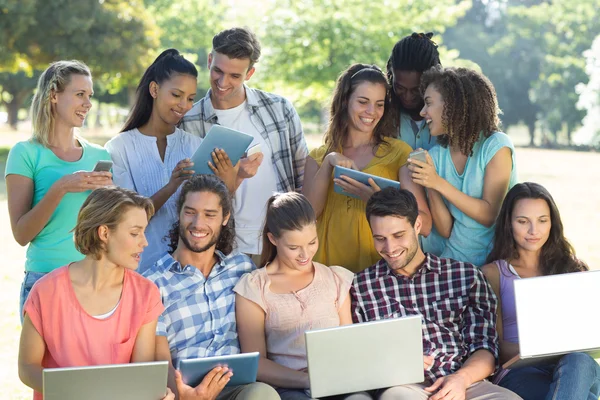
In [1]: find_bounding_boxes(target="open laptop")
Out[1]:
[305,316,424,398]
[43,361,169,400]
[503,270,600,369]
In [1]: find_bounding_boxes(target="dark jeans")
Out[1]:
[19,271,46,324]
[498,353,600,400]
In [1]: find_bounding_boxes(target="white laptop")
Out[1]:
[305,316,424,398]
[503,270,600,369]
[43,361,169,400]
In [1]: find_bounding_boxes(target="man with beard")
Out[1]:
[143,175,278,400]
[350,188,521,400]
[387,32,441,151]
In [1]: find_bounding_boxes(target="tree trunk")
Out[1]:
[5,90,29,130]
[527,119,536,147]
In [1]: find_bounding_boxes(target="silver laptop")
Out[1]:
[305,316,424,398]
[43,361,169,400]
[504,270,600,369]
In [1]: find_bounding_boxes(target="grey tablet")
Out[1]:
[43,361,169,400]
[179,352,259,388]
[334,165,400,199]
[189,125,254,175]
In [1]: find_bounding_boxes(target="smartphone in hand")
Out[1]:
[93,160,113,172]
[409,149,427,164]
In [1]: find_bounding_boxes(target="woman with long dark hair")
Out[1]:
[303,63,431,273]
[234,193,369,399]
[482,182,599,399]
[105,49,241,272]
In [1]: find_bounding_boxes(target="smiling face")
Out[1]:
[150,73,197,126]
[511,198,552,254]
[178,191,229,254]
[268,223,318,271]
[207,52,255,109]
[103,207,149,270]
[392,69,423,113]
[51,73,93,129]
[420,84,446,136]
[347,81,386,136]
[370,214,422,276]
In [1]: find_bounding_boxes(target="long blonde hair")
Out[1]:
[30,60,91,147]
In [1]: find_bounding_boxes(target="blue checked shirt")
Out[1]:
[351,253,499,383]
[142,251,256,367]
[180,85,308,192]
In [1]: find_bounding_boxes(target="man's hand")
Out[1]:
[238,152,264,179]
[175,367,232,400]
[424,373,469,400]
[424,354,434,370]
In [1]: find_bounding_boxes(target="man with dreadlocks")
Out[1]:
[387,32,441,151]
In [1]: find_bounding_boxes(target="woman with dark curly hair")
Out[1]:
[481,182,599,399]
[408,66,517,266]
[303,63,432,273]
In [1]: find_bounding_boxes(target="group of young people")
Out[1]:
[5,26,599,400]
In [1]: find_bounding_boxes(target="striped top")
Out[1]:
[105,128,202,272]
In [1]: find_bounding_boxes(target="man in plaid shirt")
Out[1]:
[351,188,521,400]
[143,175,278,400]
[180,27,308,263]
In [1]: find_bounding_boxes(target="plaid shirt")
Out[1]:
[142,251,255,367]
[180,85,308,192]
[351,253,498,382]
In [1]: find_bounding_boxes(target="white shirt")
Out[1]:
[105,128,202,272]
[214,101,278,255]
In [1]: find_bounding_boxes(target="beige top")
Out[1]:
[234,263,354,370]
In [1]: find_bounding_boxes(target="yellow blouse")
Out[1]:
[309,137,412,273]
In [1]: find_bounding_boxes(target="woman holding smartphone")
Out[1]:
[18,186,174,400]
[105,49,243,273]
[303,63,431,273]
[5,60,113,315]
[410,66,518,266]
[482,182,600,399]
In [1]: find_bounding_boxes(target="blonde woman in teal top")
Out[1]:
[5,61,112,315]
[408,67,517,266]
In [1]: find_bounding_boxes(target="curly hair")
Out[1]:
[486,182,587,275]
[323,63,394,156]
[386,32,441,120]
[420,66,501,156]
[166,175,236,255]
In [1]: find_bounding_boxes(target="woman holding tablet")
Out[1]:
[303,63,431,273]
[18,187,174,400]
[105,49,242,272]
[482,182,600,399]
[410,66,517,266]
[235,192,373,399]
[5,60,113,315]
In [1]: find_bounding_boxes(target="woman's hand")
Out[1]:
[238,152,264,179]
[209,149,240,192]
[407,150,442,190]
[325,152,358,170]
[334,175,381,203]
[167,158,195,191]
[56,171,113,194]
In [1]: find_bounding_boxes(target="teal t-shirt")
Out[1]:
[398,112,436,151]
[4,138,111,273]
[421,132,518,267]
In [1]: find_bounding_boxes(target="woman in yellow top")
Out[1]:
[303,64,432,272]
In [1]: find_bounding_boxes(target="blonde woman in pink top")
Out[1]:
[18,186,174,400]
[235,192,372,400]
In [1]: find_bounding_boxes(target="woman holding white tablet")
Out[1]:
[303,63,431,273]
[105,49,244,272]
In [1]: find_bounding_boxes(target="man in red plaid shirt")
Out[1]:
[351,188,521,400]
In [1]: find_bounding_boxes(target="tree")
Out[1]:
[574,35,600,147]
[257,0,470,120]
[0,0,159,128]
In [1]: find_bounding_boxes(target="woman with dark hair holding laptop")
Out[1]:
[105,49,244,273]
[18,187,174,399]
[303,63,431,273]
[482,182,600,399]
[234,192,372,399]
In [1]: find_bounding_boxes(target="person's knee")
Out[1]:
[237,382,280,400]
[559,352,598,373]
[378,385,423,400]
